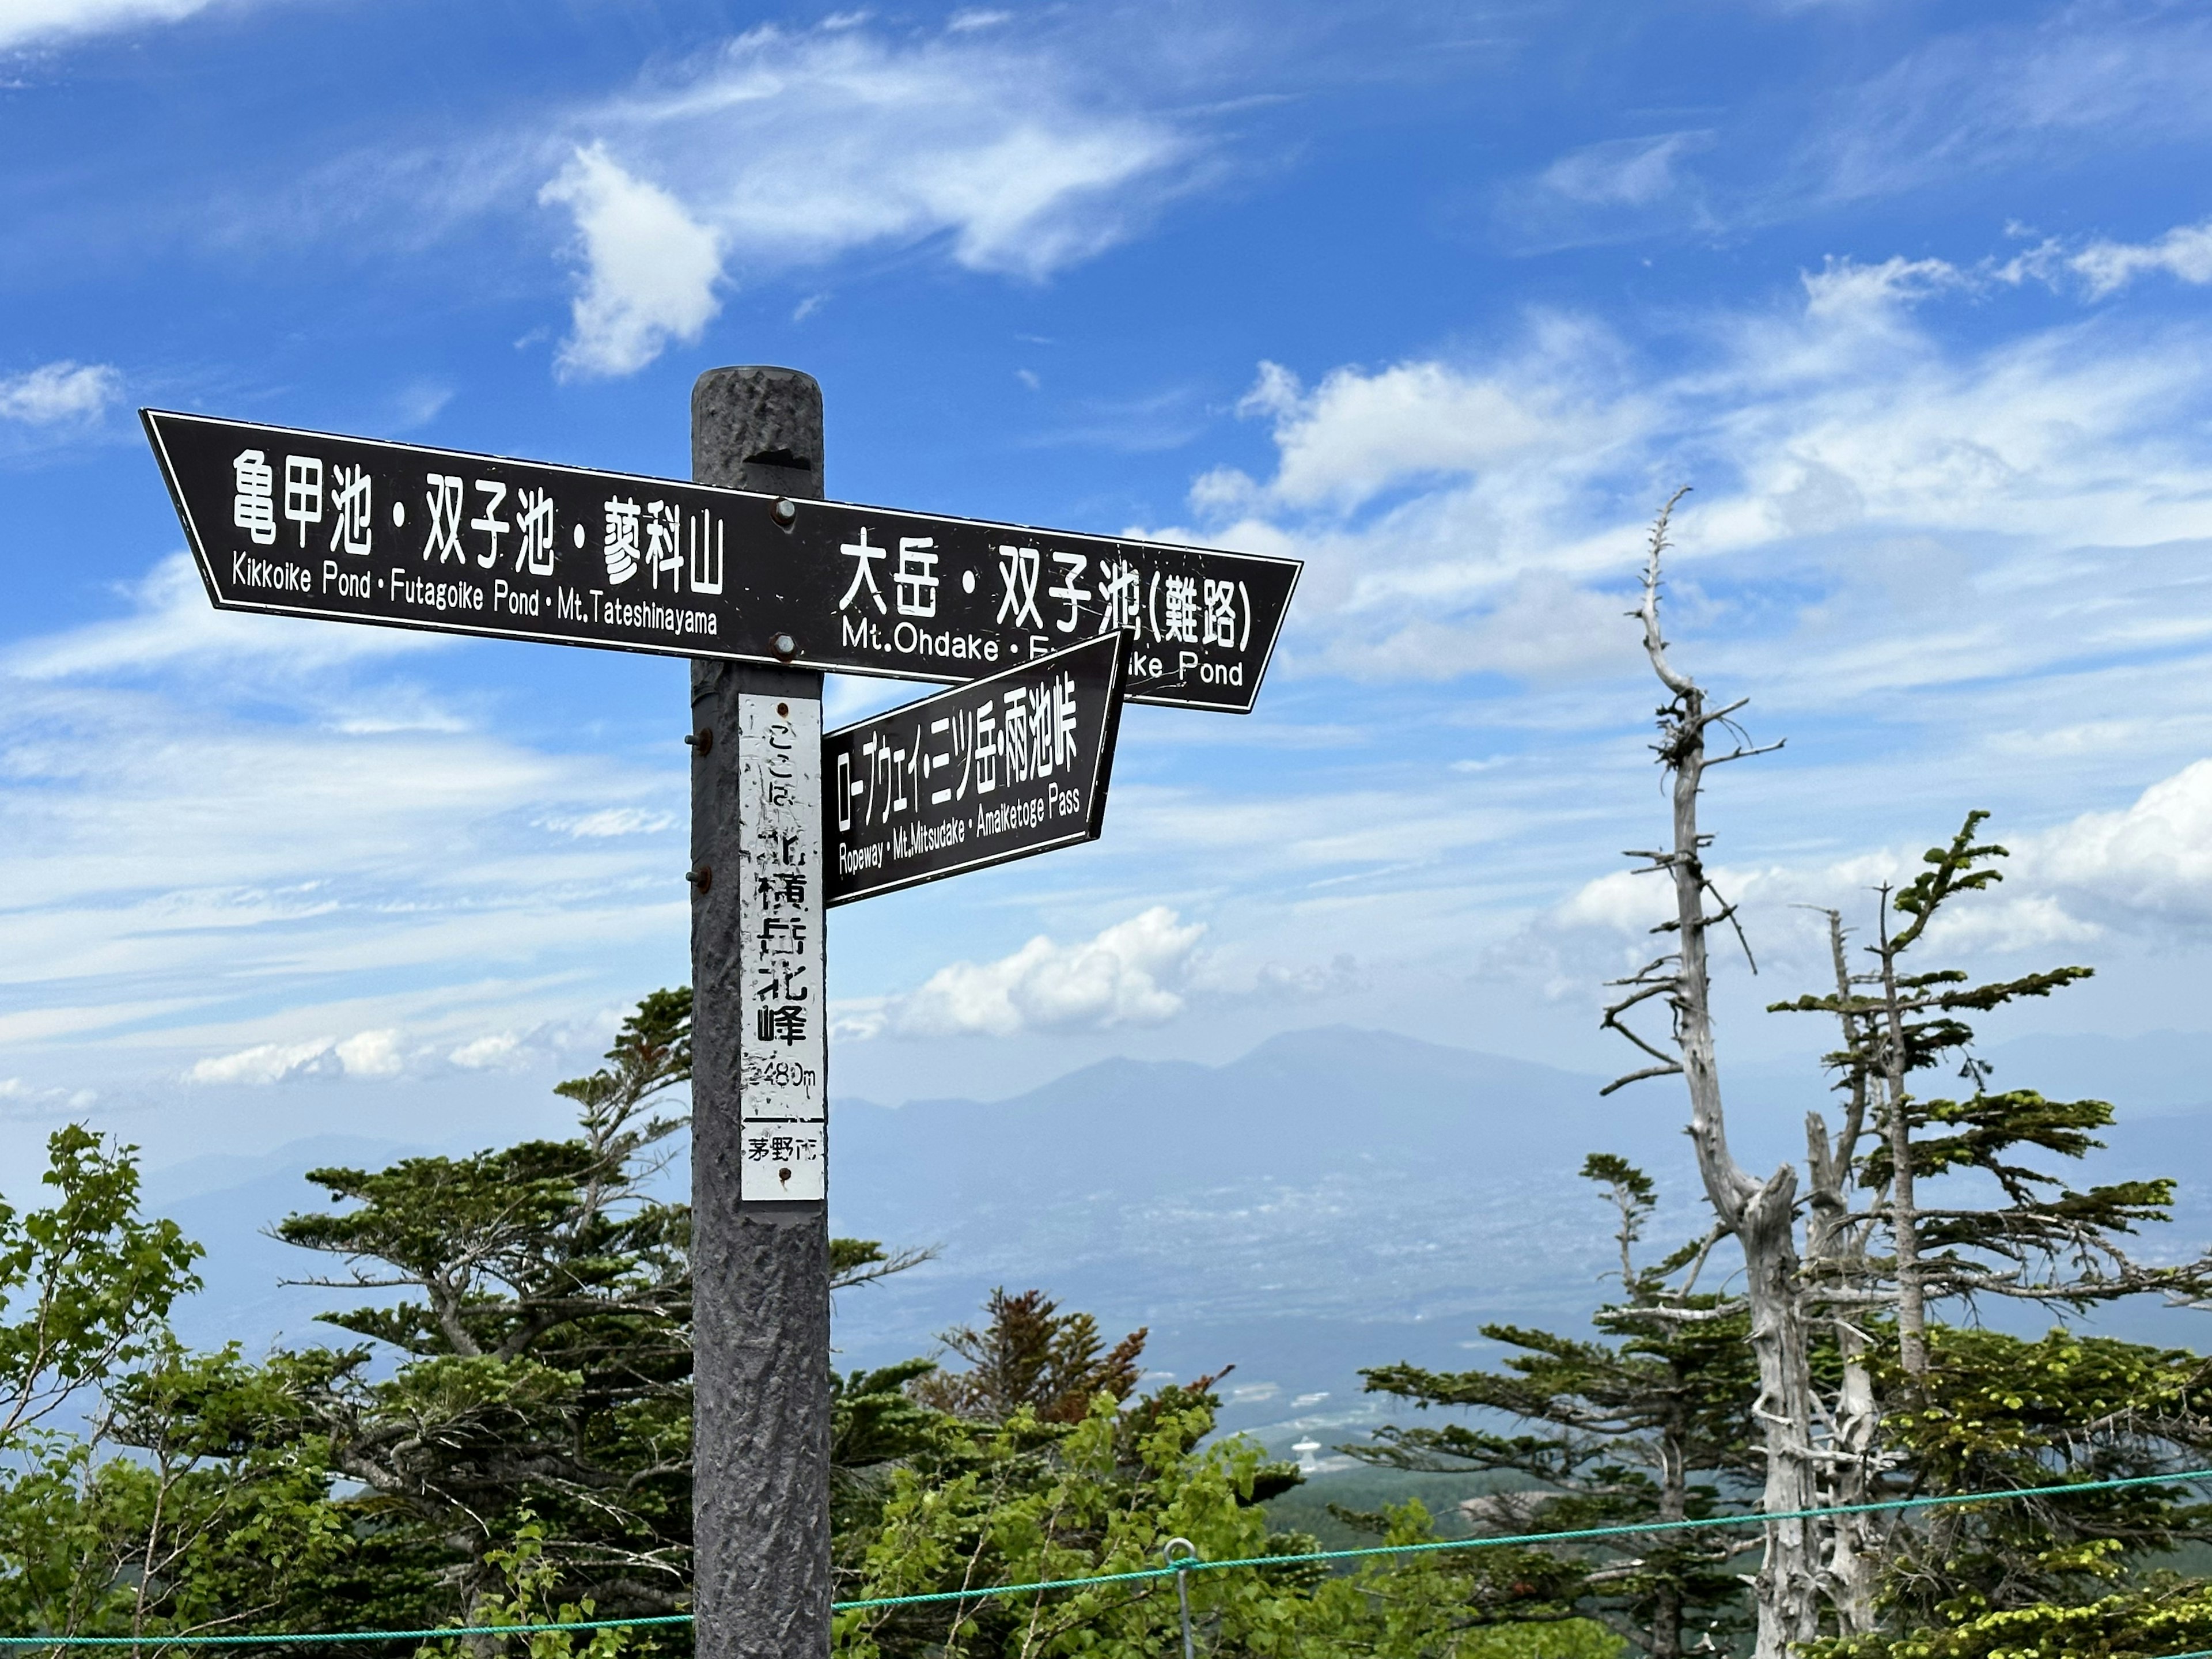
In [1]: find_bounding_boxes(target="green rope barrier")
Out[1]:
[0,1620,695,1650]
[3,1465,2208,1644]
[0,1620,698,1649]
[838,1463,2212,1612]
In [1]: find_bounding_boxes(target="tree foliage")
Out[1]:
[0,1124,201,1446]
[9,927,2212,1659]
[908,1289,1147,1425]
[1355,1156,1757,1659]
[1770,812,2203,1331]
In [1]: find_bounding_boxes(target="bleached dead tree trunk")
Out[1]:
[1601,491,1819,1657]
[1802,911,1881,1637]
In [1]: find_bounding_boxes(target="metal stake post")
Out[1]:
[690,366,832,1659]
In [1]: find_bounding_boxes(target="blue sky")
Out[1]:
[9,0,2212,1181]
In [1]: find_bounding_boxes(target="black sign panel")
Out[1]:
[143,409,1298,713]
[823,632,1126,907]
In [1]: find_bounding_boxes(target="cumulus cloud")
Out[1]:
[2028,760,2212,929]
[334,1028,404,1077]
[1221,357,1591,512]
[1529,758,2212,998]
[1159,217,2212,692]
[188,1036,347,1085]
[176,1030,411,1087]
[537,24,1195,374]
[539,144,723,379]
[840,906,1205,1039]
[176,1014,625,1088]
[0,361,121,425]
[448,1031,525,1070]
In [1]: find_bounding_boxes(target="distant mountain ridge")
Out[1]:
[137,1024,2212,1452]
[824,1025,1688,1436]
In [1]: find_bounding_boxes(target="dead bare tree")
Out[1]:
[1799,910,1885,1636]
[1601,489,1816,1658]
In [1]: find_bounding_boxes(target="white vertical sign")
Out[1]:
[736,691,827,1200]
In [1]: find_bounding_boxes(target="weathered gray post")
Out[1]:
[690,366,832,1659]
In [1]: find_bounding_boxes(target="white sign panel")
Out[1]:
[735,692,827,1200]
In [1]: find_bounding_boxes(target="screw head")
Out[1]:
[771,631,798,660]
[772,498,797,526]
[684,728,713,755]
[685,864,713,893]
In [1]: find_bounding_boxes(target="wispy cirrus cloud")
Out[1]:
[6,553,447,681]
[1497,130,1718,249]
[0,559,690,1090]
[1804,6,2212,204]
[0,0,245,51]
[539,21,1203,376]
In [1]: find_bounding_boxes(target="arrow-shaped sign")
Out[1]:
[143,409,1299,713]
[824,631,1127,907]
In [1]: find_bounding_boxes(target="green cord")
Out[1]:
[838,1464,2212,1611]
[3,1465,2207,1645]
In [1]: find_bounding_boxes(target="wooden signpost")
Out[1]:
[141,366,1301,1659]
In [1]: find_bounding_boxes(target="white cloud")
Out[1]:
[2068,221,2212,299]
[1161,218,2212,692]
[2028,760,2212,930]
[1810,11,2212,204]
[334,1028,403,1077]
[1529,759,2212,994]
[0,0,222,50]
[187,1036,342,1085]
[539,143,723,380]
[1555,867,1677,938]
[7,553,447,680]
[449,1031,524,1070]
[841,906,1205,1039]
[1539,131,1711,209]
[0,571,692,1091]
[1225,353,1600,512]
[1798,253,1965,323]
[0,1077,96,1119]
[537,24,1194,374]
[540,807,677,839]
[0,361,121,425]
[184,1029,410,1085]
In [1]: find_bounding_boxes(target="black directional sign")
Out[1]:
[143,408,1298,713]
[824,632,1127,907]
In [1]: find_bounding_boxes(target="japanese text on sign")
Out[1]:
[824,632,1127,908]
[148,410,1298,713]
[736,692,827,1201]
